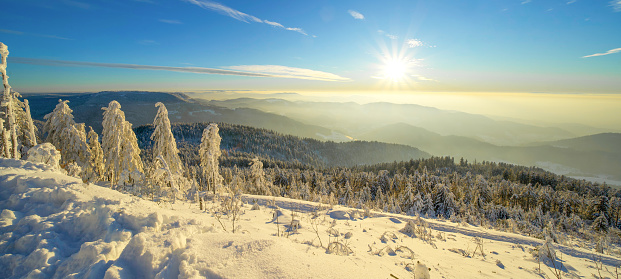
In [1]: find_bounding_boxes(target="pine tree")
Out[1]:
[101,100,143,187]
[249,157,271,196]
[21,99,37,149]
[151,102,182,174]
[62,123,90,167]
[0,42,29,158]
[199,123,223,194]
[84,127,105,183]
[44,100,75,156]
[43,100,91,170]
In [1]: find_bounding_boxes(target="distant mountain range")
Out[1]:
[24,91,336,140]
[135,122,430,168]
[23,91,428,167]
[208,97,621,184]
[208,98,579,146]
[23,91,620,185]
[359,123,621,183]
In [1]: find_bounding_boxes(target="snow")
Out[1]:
[1,158,620,278]
[25,143,61,170]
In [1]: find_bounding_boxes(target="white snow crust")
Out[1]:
[1,158,620,278]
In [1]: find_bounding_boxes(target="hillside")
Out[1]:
[135,122,430,168]
[527,133,621,155]
[358,123,621,184]
[207,97,577,146]
[23,91,340,141]
[2,158,619,278]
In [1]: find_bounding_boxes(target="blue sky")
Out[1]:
[1,0,620,94]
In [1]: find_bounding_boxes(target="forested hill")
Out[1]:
[134,122,430,168]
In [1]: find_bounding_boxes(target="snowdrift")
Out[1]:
[1,158,619,278]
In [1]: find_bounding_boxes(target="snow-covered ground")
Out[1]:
[1,158,620,278]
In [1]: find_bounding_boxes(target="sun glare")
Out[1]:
[383,59,407,81]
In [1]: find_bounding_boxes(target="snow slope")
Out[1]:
[1,158,619,278]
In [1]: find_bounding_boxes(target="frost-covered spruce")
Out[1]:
[22,99,37,148]
[102,100,144,187]
[83,127,105,183]
[0,42,36,158]
[199,123,223,193]
[250,157,271,196]
[44,100,75,152]
[43,100,90,168]
[151,102,182,174]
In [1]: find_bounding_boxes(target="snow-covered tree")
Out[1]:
[199,123,223,193]
[151,102,182,174]
[44,100,75,154]
[0,42,35,158]
[101,100,144,187]
[21,99,37,149]
[62,123,90,167]
[83,127,105,183]
[43,100,90,170]
[249,157,271,196]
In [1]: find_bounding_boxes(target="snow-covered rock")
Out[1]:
[25,143,61,170]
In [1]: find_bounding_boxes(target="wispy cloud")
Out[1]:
[8,57,349,81]
[183,0,309,35]
[0,28,72,40]
[225,65,350,81]
[412,74,436,82]
[582,47,621,58]
[159,19,182,24]
[348,10,364,20]
[521,0,532,4]
[407,39,423,48]
[378,30,398,40]
[611,0,621,12]
[567,0,578,4]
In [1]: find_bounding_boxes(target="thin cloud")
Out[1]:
[348,10,364,20]
[0,28,72,40]
[582,47,621,58]
[159,19,182,24]
[8,57,349,81]
[612,0,621,12]
[567,0,578,4]
[225,65,350,81]
[407,39,423,48]
[412,74,436,82]
[183,0,309,36]
[378,30,398,40]
[521,0,532,4]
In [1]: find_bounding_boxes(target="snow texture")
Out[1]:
[1,158,621,278]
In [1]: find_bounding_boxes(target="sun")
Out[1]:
[383,59,408,81]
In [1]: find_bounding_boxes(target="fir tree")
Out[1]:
[151,102,182,174]
[84,127,105,183]
[101,100,143,187]
[199,123,223,194]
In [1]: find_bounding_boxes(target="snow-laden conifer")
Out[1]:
[22,99,37,148]
[0,42,35,158]
[199,123,223,193]
[151,102,182,174]
[61,123,90,167]
[249,157,271,196]
[44,100,75,152]
[102,100,144,187]
[83,127,105,183]
[43,100,90,169]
